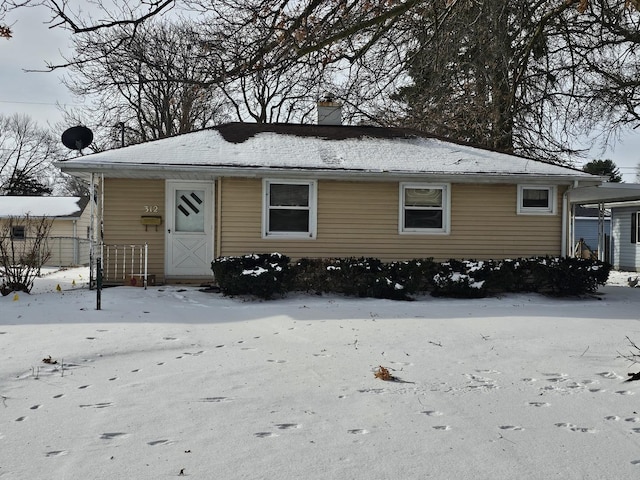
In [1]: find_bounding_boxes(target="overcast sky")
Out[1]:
[2,5,640,181]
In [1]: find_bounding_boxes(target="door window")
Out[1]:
[175,190,205,232]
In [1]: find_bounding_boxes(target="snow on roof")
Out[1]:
[60,123,596,180]
[0,196,87,218]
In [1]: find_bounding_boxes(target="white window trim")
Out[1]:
[517,185,557,215]
[262,179,317,239]
[399,182,451,235]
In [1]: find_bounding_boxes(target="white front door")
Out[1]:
[166,181,214,278]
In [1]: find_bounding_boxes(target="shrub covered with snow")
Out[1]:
[213,254,610,300]
[320,257,404,299]
[431,260,489,298]
[529,256,611,296]
[211,253,290,299]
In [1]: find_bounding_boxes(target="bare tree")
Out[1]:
[0,114,60,195]
[62,19,230,145]
[5,0,640,161]
[0,215,53,294]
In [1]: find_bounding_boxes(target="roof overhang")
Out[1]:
[568,182,640,204]
[56,161,600,186]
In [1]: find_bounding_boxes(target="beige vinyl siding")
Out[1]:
[103,178,165,281]
[219,178,564,262]
[0,213,91,267]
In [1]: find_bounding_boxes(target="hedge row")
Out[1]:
[211,254,611,300]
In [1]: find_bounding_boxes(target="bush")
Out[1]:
[287,258,331,294]
[211,253,290,299]
[0,215,52,295]
[212,253,611,300]
[529,256,611,296]
[430,260,488,298]
[323,257,393,298]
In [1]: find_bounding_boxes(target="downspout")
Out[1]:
[561,182,577,257]
[89,173,95,288]
[216,178,222,258]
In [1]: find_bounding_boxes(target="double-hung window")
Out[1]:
[517,185,556,215]
[400,183,450,234]
[263,179,317,238]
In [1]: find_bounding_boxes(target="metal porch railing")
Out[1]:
[101,243,148,288]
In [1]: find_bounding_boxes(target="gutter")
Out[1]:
[56,162,599,185]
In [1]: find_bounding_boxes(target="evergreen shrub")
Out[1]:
[211,253,290,299]
[212,253,611,300]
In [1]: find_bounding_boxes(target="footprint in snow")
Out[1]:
[30,405,42,410]
[199,397,231,403]
[147,439,176,446]
[555,423,596,433]
[254,432,278,438]
[275,423,301,430]
[100,432,130,440]
[45,450,68,457]
[420,410,444,417]
[598,372,623,380]
[528,401,550,407]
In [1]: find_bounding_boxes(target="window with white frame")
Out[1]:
[263,179,317,238]
[400,183,450,234]
[517,185,556,214]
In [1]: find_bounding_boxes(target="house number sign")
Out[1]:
[144,205,160,213]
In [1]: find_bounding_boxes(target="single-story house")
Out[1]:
[0,196,91,267]
[56,119,609,285]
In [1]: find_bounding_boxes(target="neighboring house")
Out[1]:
[610,201,640,272]
[57,121,604,284]
[0,196,91,267]
[567,182,640,271]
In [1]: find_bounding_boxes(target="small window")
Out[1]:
[400,183,450,234]
[263,180,317,238]
[632,212,639,244]
[11,226,26,240]
[518,185,556,215]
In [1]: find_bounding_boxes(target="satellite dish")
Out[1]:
[62,126,94,151]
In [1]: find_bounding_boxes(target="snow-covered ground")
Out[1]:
[2,267,640,479]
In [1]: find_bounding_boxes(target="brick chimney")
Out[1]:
[317,95,342,126]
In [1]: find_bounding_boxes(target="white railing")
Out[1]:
[101,243,148,288]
